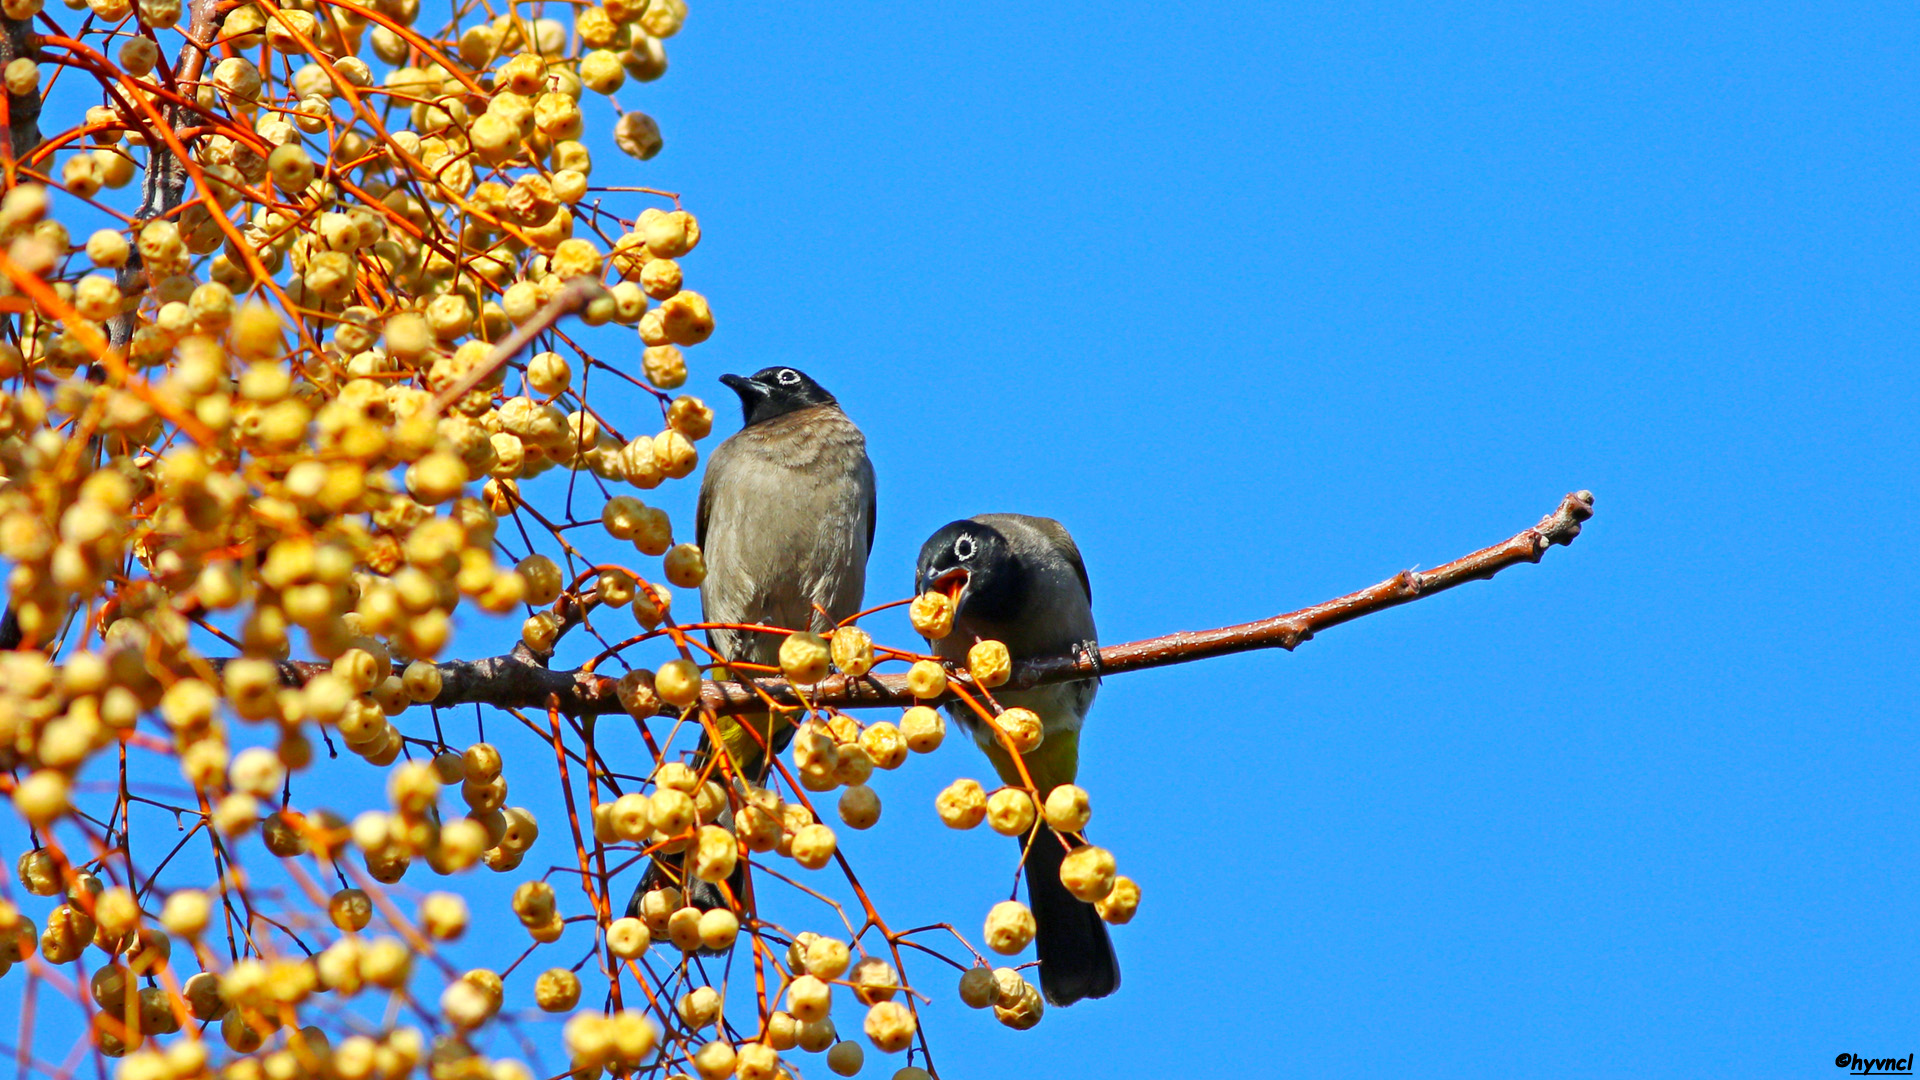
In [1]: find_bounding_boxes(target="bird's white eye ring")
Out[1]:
[954,534,975,562]
[777,369,800,385]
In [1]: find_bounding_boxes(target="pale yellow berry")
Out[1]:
[649,787,694,835]
[936,779,986,829]
[901,706,946,753]
[1095,875,1140,924]
[642,345,686,388]
[607,916,650,958]
[609,791,652,841]
[463,742,504,782]
[838,784,880,830]
[994,707,1044,754]
[850,956,899,1004]
[786,974,831,1022]
[657,290,713,345]
[85,228,129,268]
[403,661,443,703]
[12,770,68,826]
[654,658,702,707]
[527,350,572,395]
[697,907,738,950]
[602,494,646,538]
[830,626,874,677]
[580,48,625,93]
[986,788,1036,837]
[94,887,139,939]
[516,554,564,606]
[1042,784,1091,832]
[984,900,1035,955]
[640,257,681,299]
[862,1001,915,1053]
[967,639,1012,688]
[778,631,830,685]
[992,972,1044,1030]
[666,906,703,952]
[905,660,947,700]
[790,823,837,869]
[511,881,557,924]
[1059,845,1118,902]
[908,592,954,639]
[802,935,849,979]
[733,1037,779,1076]
[614,110,663,160]
[667,394,712,439]
[630,505,674,555]
[854,722,904,771]
[691,823,737,882]
[161,890,209,937]
[692,1041,734,1080]
[420,892,469,939]
[654,429,698,477]
[663,542,705,587]
[534,968,581,1011]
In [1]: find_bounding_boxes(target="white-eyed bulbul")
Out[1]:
[915,514,1119,1006]
[629,365,875,918]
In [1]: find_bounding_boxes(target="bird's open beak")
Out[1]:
[931,567,969,606]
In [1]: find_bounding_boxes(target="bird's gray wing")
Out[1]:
[863,455,877,558]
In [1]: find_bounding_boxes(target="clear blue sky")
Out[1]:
[603,3,1916,1076]
[8,4,1915,1078]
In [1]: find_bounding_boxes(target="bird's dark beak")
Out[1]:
[931,567,969,606]
[719,372,755,398]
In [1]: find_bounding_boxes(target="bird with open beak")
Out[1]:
[915,514,1119,1006]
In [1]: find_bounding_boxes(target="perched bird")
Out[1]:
[629,365,875,917]
[915,514,1119,1006]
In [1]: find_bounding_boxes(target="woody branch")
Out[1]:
[281,489,1595,719]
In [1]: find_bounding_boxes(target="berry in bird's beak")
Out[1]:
[932,567,968,604]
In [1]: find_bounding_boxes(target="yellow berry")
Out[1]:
[901,706,946,753]
[654,658,702,707]
[905,660,947,700]
[790,823,836,869]
[1042,784,1091,832]
[994,706,1044,754]
[534,968,581,1011]
[908,591,954,639]
[1095,875,1140,924]
[986,787,1036,836]
[862,1001,915,1054]
[967,639,1012,688]
[935,779,986,829]
[983,900,1035,955]
[838,784,880,829]
[778,631,830,685]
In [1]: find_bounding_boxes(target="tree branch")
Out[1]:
[352,489,1594,720]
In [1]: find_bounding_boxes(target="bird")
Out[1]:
[628,365,875,918]
[914,514,1119,1006]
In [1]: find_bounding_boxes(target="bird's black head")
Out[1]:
[719,367,837,428]
[915,519,1024,627]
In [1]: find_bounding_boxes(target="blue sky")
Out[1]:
[5,3,1915,1078]
[601,3,1916,1076]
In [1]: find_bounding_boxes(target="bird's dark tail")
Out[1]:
[1024,826,1119,1006]
[622,709,785,929]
